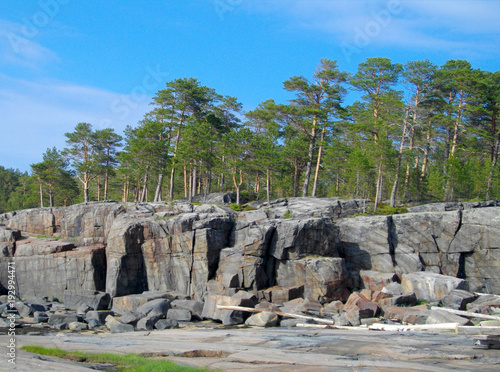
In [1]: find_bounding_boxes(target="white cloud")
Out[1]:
[245,0,500,56]
[0,74,150,171]
[0,19,60,69]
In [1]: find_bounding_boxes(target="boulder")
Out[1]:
[68,322,88,331]
[87,319,103,329]
[155,318,179,330]
[426,309,471,326]
[136,315,161,331]
[332,313,351,326]
[48,314,80,326]
[441,289,476,310]
[171,299,204,320]
[320,301,344,317]
[344,309,373,326]
[14,302,33,318]
[255,302,281,312]
[466,294,500,310]
[379,293,417,307]
[402,272,468,302]
[118,311,146,325]
[54,323,68,330]
[76,305,93,315]
[167,309,191,322]
[202,294,254,325]
[111,291,172,315]
[64,290,111,311]
[343,292,380,318]
[381,282,403,296]
[25,298,50,312]
[382,306,430,325]
[260,286,304,305]
[245,311,279,327]
[85,311,114,325]
[105,315,121,329]
[360,270,399,291]
[33,311,49,323]
[359,289,391,304]
[136,299,171,317]
[109,323,135,333]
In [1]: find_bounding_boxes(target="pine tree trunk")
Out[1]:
[154,173,163,202]
[233,168,243,205]
[183,166,188,198]
[302,132,316,197]
[192,166,197,197]
[266,167,270,206]
[390,108,409,207]
[39,180,44,208]
[293,158,299,197]
[312,126,326,197]
[97,176,101,202]
[122,179,127,202]
[104,169,109,200]
[374,161,383,211]
[486,135,500,199]
[421,121,432,179]
[188,168,193,203]
[140,172,148,203]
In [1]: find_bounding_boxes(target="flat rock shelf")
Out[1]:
[4,326,500,371]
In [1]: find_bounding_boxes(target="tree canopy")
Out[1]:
[2,57,499,212]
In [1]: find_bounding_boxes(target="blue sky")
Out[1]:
[1,0,499,172]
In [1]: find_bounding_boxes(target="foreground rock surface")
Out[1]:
[5,327,500,371]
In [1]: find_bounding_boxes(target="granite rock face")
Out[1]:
[0,197,499,305]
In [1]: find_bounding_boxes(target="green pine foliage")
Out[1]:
[2,58,499,212]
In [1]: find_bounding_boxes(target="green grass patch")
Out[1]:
[21,346,210,372]
[229,203,242,211]
[283,210,292,219]
[374,203,408,215]
[35,234,61,240]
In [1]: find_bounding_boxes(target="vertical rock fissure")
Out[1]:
[447,210,463,252]
[387,215,397,268]
[188,229,196,297]
[266,225,278,288]
[431,234,444,274]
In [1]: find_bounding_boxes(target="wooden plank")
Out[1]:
[217,305,335,325]
[430,306,500,321]
[455,326,500,336]
[369,323,460,332]
[294,323,368,331]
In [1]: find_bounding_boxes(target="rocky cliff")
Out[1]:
[1,197,499,302]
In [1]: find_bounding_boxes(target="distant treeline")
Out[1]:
[1,57,499,213]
